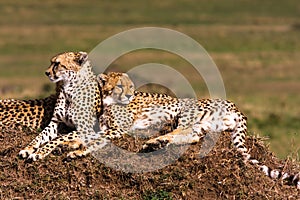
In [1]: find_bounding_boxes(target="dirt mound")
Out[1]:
[1,127,299,199]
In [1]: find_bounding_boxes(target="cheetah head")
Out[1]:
[97,72,135,105]
[45,51,88,83]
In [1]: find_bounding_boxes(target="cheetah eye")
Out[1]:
[116,84,123,88]
[53,62,60,69]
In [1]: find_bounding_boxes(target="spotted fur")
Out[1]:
[18,52,103,161]
[6,51,299,188]
[17,53,133,161]
[96,73,300,189]
[0,82,62,130]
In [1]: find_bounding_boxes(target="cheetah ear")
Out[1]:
[97,73,108,88]
[77,51,88,65]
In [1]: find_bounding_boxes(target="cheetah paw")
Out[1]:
[142,139,170,152]
[18,149,35,159]
[26,153,42,162]
[67,151,81,159]
[67,149,87,159]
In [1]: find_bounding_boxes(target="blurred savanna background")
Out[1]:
[0,0,299,161]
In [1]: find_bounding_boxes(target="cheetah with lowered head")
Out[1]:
[94,72,300,189]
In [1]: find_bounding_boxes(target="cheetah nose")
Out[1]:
[125,95,132,99]
[45,71,50,76]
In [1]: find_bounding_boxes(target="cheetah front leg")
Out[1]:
[67,128,124,159]
[66,130,110,159]
[66,138,108,159]
[19,92,66,159]
[18,121,59,158]
[25,131,81,161]
[25,129,112,161]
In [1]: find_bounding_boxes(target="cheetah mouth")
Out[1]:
[48,76,62,83]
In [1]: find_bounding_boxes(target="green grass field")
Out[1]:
[0,0,299,159]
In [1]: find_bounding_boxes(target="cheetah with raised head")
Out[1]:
[18,51,104,161]
[17,52,135,161]
[0,53,130,160]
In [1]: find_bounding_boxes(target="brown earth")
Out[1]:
[1,126,299,199]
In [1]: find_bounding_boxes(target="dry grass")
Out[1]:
[1,0,300,198]
[1,126,299,199]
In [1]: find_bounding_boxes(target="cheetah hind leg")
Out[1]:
[142,127,200,151]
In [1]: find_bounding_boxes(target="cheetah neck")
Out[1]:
[55,81,63,95]
[62,61,97,101]
[63,61,95,87]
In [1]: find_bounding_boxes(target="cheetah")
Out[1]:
[36,69,297,188]
[0,82,62,130]
[0,54,131,161]
[17,52,136,162]
[11,51,299,188]
[18,51,104,161]
[94,72,300,189]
